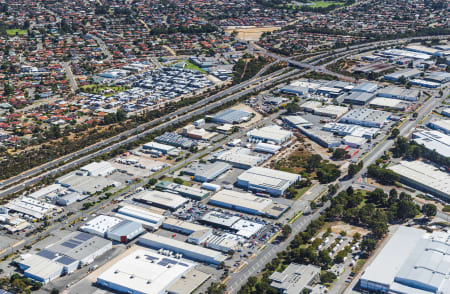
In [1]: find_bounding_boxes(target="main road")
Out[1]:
[0,66,300,199]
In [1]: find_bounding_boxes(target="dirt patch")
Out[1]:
[328,221,370,237]
[224,26,280,41]
[264,140,313,175]
[233,103,263,128]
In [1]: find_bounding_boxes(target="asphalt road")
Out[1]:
[0,65,295,197]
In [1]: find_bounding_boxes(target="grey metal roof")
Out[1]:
[212,109,251,124]
[108,220,142,236]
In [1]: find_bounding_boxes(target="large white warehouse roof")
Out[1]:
[97,249,195,294]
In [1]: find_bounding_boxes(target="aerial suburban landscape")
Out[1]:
[0,0,447,294]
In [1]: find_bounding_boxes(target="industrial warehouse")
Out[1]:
[248,125,293,144]
[155,181,210,200]
[80,215,145,242]
[138,233,227,265]
[360,226,450,294]
[96,248,206,294]
[208,190,289,218]
[115,204,165,231]
[236,166,301,196]
[134,190,189,211]
[17,232,112,283]
[388,161,450,201]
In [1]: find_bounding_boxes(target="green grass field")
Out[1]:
[308,1,345,7]
[6,29,27,36]
[183,60,207,74]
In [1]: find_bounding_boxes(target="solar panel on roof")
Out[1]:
[74,232,94,241]
[37,249,58,260]
[145,255,158,261]
[56,256,77,265]
[161,258,177,265]
[157,261,168,266]
[178,263,189,267]
[61,241,78,249]
[68,239,82,245]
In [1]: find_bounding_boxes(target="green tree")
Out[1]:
[320,271,337,284]
[332,148,347,160]
[286,102,300,113]
[391,128,400,138]
[422,203,437,219]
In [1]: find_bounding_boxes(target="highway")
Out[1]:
[2,34,448,197]
[0,66,299,199]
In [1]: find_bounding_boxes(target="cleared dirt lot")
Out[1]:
[224,26,280,41]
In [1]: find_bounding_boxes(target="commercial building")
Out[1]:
[212,147,269,169]
[300,102,348,118]
[181,124,217,141]
[342,135,366,148]
[96,249,196,294]
[352,82,377,93]
[405,45,441,56]
[427,119,450,135]
[142,141,176,154]
[80,215,123,237]
[28,184,63,200]
[183,162,231,182]
[388,161,450,201]
[412,131,450,158]
[424,71,450,84]
[410,79,441,88]
[313,105,349,118]
[339,109,390,128]
[138,233,227,265]
[254,142,281,154]
[300,101,322,112]
[154,132,196,149]
[162,218,213,245]
[5,197,57,220]
[167,269,210,294]
[199,211,241,229]
[442,108,450,117]
[269,263,321,294]
[78,161,116,177]
[297,126,341,148]
[377,86,419,101]
[209,190,271,215]
[248,125,293,144]
[381,49,432,60]
[155,181,210,200]
[205,235,239,253]
[231,219,265,238]
[56,192,82,206]
[133,190,188,211]
[322,123,378,139]
[343,92,375,105]
[369,97,409,110]
[280,84,309,96]
[106,220,145,243]
[116,204,165,231]
[236,167,301,196]
[56,172,121,195]
[383,68,422,82]
[282,116,314,128]
[360,226,450,294]
[17,232,111,283]
[208,190,288,218]
[212,109,252,124]
[79,214,145,243]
